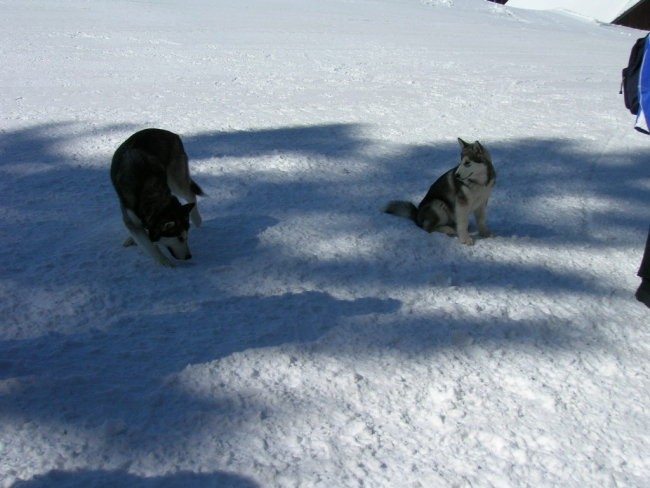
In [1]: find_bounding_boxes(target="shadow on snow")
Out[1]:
[0,122,647,484]
[11,469,259,488]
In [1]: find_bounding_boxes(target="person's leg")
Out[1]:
[636,226,650,308]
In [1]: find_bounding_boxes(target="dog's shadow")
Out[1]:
[484,222,559,242]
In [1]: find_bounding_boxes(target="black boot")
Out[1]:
[636,278,650,309]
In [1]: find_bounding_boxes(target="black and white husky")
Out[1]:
[384,138,496,245]
[110,128,204,267]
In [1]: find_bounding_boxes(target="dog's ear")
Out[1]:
[458,138,469,149]
[475,141,490,159]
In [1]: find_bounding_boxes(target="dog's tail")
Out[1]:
[384,200,417,222]
[191,180,205,197]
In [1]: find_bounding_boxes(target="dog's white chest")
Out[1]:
[465,184,493,211]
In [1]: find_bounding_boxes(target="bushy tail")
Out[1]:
[384,200,417,222]
[190,180,205,197]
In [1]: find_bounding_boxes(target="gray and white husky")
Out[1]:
[384,138,496,245]
[110,128,204,267]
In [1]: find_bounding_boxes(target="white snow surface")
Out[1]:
[1,0,649,487]
[507,0,640,24]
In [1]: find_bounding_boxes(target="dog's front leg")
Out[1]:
[475,204,492,238]
[128,228,175,267]
[122,212,175,267]
[455,205,473,245]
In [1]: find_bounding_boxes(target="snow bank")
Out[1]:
[507,0,640,23]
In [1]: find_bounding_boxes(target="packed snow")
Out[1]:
[1,0,649,487]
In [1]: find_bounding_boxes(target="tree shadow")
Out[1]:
[0,122,644,349]
[315,309,602,359]
[11,469,259,488]
[184,123,367,160]
[0,289,400,418]
[0,121,647,484]
[1,122,646,289]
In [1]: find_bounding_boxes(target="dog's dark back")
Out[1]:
[114,128,185,166]
[110,129,186,211]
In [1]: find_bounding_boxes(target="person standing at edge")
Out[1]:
[637,228,650,308]
[621,33,650,309]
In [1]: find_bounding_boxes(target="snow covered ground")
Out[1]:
[507,0,639,24]
[1,0,649,486]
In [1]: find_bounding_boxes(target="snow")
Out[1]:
[1,0,649,487]
[507,0,640,24]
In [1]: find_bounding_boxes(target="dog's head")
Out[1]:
[454,138,493,183]
[148,200,195,260]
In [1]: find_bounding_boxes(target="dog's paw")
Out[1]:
[157,256,177,268]
[460,235,474,246]
[479,229,493,238]
[122,236,136,247]
[435,225,455,236]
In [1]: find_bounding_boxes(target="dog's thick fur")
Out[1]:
[110,128,204,267]
[384,138,496,245]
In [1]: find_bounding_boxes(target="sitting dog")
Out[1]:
[110,128,204,266]
[384,138,496,245]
